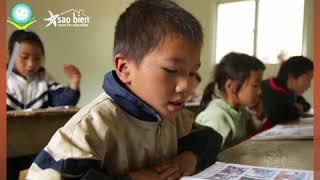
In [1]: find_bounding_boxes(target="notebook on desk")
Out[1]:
[181,162,313,180]
[252,124,313,140]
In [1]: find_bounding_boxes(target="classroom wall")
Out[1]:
[7,0,217,106]
[7,0,133,106]
[7,0,314,106]
[174,0,217,93]
[302,0,314,105]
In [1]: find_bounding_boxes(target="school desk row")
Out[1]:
[7,107,313,171]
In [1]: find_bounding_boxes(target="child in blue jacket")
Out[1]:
[6,30,81,110]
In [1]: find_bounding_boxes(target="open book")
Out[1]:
[251,124,313,140]
[181,162,313,180]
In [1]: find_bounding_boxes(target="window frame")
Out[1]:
[214,0,308,64]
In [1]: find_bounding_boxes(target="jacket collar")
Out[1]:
[269,78,291,96]
[102,70,159,122]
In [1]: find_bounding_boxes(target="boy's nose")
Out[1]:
[26,59,36,68]
[175,76,191,95]
[258,87,262,95]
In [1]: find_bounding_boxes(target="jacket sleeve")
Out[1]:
[175,110,222,172]
[262,93,301,123]
[195,108,231,147]
[178,127,222,172]
[26,106,130,180]
[47,81,80,107]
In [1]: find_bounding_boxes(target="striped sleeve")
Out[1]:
[47,78,80,107]
[26,107,130,180]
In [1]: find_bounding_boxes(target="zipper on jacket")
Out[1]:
[155,114,162,160]
[24,79,29,109]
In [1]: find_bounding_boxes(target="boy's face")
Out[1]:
[191,76,200,92]
[119,35,201,119]
[289,70,313,95]
[14,42,42,78]
[237,70,263,107]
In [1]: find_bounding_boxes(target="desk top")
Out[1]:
[218,139,313,170]
[7,107,80,119]
[218,119,313,170]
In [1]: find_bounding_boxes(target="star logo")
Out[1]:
[44,10,59,27]
[43,9,90,28]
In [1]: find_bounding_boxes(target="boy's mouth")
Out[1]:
[167,100,185,112]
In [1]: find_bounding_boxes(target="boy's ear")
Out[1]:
[288,74,295,81]
[114,53,132,85]
[225,79,232,90]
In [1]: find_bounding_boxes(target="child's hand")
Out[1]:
[155,151,197,179]
[170,151,197,176]
[294,103,304,114]
[153,163,181,180]
[247,99,263,118]
[64,64,81,90]
[129,166,179,180]
[64,64,81,79]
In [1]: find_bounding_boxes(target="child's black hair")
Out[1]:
[201,52,265,108]
[8,30,45,58]
[113,0,203,64]
[276,56,313,88]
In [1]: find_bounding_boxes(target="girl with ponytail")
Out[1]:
[196,52,266,149]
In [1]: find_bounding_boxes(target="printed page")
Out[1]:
[181,162,313,180]
[185,101,201,106]
[251,124,313,140]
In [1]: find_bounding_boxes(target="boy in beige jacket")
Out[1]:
[27,0,222,179]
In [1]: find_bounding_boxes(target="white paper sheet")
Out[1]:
[181,162,313,180]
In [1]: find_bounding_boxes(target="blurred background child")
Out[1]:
[6,30,81,110]
[196,52,266,149]
[261,56,313,125]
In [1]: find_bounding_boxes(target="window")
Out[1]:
[216,1,255,62]
[216,0,305,64]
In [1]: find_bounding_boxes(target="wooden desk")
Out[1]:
[218,139,313,170]
[218,119,313,170]
[185,103,202,114]
[7,108,79,158]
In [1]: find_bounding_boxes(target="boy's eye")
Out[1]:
[20,55,28,60]
[252,84,260,88]
[34,56,42,61]
[189,72,196,77]
[163,67,178,74]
